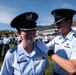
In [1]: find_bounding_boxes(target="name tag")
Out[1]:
[17,60,27,63]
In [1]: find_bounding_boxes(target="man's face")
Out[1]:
[55,20,68,34]
[20,29,36,42]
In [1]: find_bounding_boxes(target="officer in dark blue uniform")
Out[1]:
[0,12,49,75]
[47,8,76,75]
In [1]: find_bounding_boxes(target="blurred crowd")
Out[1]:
[0,33,22,59]
[0,33,56,59]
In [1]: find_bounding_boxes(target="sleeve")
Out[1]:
[0,51,13,75]
[70,50,76,59]
[70,44,76,60]
[46,37,55,50]
[70,40,76,60]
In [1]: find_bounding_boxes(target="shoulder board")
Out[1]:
[35,40,49,53]
[73,34,76,37]
[9,46,17,53]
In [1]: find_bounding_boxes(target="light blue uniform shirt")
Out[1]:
[47,29,76,75]
[1,42,49,75]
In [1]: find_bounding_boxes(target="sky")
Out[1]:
[0,0,76,31]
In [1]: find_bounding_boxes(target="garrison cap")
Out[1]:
[10,12,38,30]
[51,8,76,24]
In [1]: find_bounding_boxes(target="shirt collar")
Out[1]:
[66,29,74,41]
[17,42,40,62]
[59,29,75,41]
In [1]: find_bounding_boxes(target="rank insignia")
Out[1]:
[34,56,45,61]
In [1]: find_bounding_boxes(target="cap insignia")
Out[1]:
[26,14,32,20]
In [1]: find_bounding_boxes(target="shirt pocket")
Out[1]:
[34,59,45,74]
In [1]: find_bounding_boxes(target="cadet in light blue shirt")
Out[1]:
[0,12,49,75]
[47,9,76,75]
[1,42,49,75]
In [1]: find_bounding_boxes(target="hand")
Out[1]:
[47,50,54,57]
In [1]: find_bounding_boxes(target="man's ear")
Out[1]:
[66,19,71,26]
[66,19,71,25]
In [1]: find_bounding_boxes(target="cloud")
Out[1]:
[38,16,54,26]
[0,5,18,25]
[62,3,73,8]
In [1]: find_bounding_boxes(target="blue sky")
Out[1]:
[0,0,76,31]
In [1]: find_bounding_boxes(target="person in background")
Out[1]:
[2,34,10,59]
[42,34,49,44]
[0,12,49,75]
[15,32,22,45]
[47,8,76,75]
[0,35,3,58]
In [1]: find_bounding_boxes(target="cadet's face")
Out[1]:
[55,20,68,33]
[20,29,36,41]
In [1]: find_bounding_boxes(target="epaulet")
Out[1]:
[73,34,76,37]
[9,46,17,53]
[35,40,49,53]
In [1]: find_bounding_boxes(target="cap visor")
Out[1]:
[54,17,66,24]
